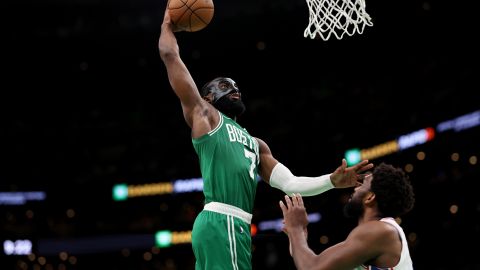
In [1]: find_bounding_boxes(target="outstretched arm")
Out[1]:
[280,195,389,270]
[158,9,217,136]
[257,138,373,196]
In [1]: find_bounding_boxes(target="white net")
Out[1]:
[304,0,373,40]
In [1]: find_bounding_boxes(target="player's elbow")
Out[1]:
[294,257,319,270]
[159,48,179,63]
[158,38,180,62]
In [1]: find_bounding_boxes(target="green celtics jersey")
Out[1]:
[192,111,260,213]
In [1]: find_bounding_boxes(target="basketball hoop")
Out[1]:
[303,0,373,41]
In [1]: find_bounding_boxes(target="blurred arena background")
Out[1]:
[1,0,479,269]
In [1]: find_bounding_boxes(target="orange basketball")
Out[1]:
[167,0,214,32]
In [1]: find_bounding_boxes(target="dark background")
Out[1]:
[1,0,479,269]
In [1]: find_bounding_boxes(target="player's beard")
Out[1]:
[343,197,364,219]
[214,95,246,119]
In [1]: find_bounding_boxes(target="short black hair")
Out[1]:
[371,163,415,217]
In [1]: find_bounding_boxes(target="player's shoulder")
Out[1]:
[254,137,267,147]
[352,220,398,241]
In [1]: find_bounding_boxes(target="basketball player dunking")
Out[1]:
[158,7,373,270]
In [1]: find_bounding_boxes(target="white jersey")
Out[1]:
[353,217,414,270]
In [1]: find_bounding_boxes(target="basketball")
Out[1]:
[167,0,214,32]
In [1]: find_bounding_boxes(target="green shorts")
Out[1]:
[191,202,252,270]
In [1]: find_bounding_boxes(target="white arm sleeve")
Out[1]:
[269,163,335,196]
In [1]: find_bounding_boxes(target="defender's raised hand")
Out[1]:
[280,194,309,256]
[280,194,309,234]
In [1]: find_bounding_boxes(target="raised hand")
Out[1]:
[280,194,309,256]
[162,4,180,32]
[330,159,373,188]
[280,194,309,232]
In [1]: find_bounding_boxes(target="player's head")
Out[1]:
[201,77,246,119]
[343,163,415,219]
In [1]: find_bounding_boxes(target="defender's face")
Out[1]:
[343,174,373,218]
